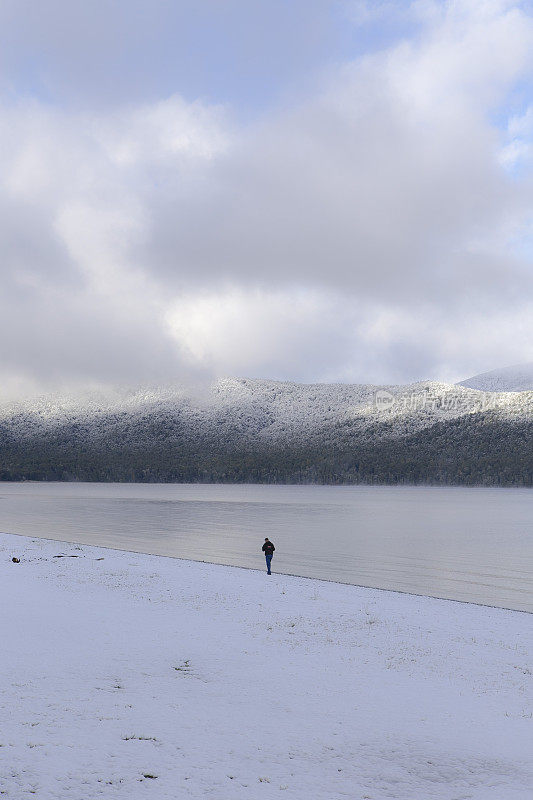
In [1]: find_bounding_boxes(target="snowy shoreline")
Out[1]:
[5,525,532,617]
[1,533,532,799]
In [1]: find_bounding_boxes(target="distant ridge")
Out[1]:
[458,363,533,392]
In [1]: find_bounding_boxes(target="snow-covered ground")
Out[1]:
[1,533,532,800]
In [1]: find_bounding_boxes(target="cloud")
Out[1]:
[0,96,227,394]
[0,0,532,396]
[166,288,357,382]
[166,287,533,385]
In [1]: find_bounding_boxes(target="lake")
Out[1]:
[1,482,532,612]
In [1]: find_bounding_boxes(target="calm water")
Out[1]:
[1,482,532,612]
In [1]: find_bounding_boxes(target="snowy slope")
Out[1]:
[0,377,531,446]
[0,378,531,484]
[458,363,533,392]
[1,533,532,800]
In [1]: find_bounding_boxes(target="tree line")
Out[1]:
[0,413,531,486]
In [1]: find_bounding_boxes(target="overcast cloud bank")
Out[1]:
[1,0,533,398]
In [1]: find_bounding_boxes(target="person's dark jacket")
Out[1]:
[262,540,275,556]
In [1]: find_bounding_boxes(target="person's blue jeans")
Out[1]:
[265,554,272,574]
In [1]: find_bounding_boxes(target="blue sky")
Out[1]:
[0,1,421,111]
[0,0,532,396]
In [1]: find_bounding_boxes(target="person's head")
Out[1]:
[265,537,269,542]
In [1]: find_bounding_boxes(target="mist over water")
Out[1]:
[1,482,532,612]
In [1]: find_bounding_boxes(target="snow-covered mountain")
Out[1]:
[0,376,531,442]
[458,363,533,392]
[0,377,531,485]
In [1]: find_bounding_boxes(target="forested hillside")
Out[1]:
[0,379,531,486]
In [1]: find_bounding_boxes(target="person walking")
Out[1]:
[262,537,275,575]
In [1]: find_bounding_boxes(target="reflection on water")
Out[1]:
[1,482,532,612]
